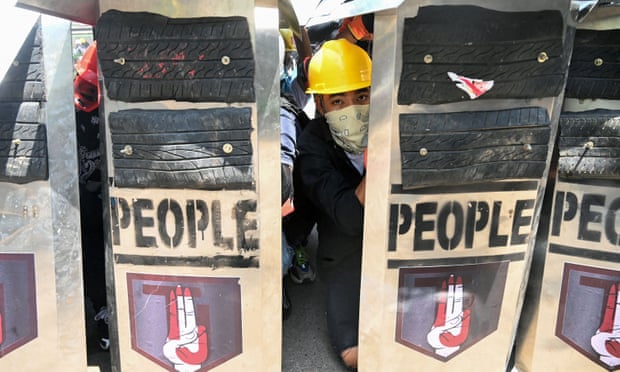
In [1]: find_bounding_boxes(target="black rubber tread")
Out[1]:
[399,106,550,131]
[402,162,547,189]
[96,10,255,103]
[0,19,47,184]
[0,58,44,101]
[401,127,550,152]
[398,5,567,105]
[109,108,254,190]
[0,102,42,124]
[0,124,47,155]
[399,107,550,189]
[564,29,620,100]
[558,110,620,179]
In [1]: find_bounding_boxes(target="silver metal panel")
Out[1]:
[16,0,99,25]
[97,1,281,371]
[0,15,86,372]
[306,0,404,26]
[359,0,572,370]
[42,15,88,370]
[514,9,620,371]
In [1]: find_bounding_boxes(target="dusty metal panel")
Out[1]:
[0,15,87,371]
[515,178,620,372]
[358,0,573,370]
[305,0,404,26]
[16,0,99,25]
[97,1,281,371]
[42,15,88,370]
[514,6,620,371]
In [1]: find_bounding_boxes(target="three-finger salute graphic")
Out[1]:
[163,285,208,372]
[591,282,620,368]
[427,274,471,358]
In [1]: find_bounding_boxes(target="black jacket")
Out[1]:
[297,116,365,270]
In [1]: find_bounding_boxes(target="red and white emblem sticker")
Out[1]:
[447,72,494,99]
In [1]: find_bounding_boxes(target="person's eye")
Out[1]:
[330,98,343,106]
[357,94,369,103]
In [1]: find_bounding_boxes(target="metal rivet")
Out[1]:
[584,140,594,149]
[22,206,28,218]
[32,205,39,218]
[120,145,133,156]
[523,143,532,152]
[114,57,126,65]
[537,52,548,63]
[221,56,230,65]
[594,58,603,67]
[423,54,433,64]
[223,143,233,153]
[419,148,429,157]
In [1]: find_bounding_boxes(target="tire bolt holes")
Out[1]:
[120,145,133,156]
[537,52,548,63]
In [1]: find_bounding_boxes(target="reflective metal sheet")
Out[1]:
[16,0,99,25]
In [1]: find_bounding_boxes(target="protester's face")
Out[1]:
[317,88,370,115]
[318,87,371,154]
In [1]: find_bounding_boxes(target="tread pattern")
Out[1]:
[399,107,550,189]
[96,10,255,103]
[564,29,620,100]
[398,5,567,105]
[558,110,620,179]
[0,19,47,183]
[109,108,254,189]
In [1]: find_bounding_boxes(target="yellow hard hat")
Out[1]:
[306,39,372,95]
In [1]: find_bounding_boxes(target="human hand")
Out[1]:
[355,176,366,206]
[591,283,620,367]
[163,285,208,372]
[426,275,470,357]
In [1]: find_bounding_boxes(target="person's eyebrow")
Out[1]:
[327,93,346,99]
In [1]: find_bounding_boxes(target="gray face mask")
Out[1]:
[324,104,369,154]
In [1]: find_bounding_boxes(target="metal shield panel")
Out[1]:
[99,1,281,371]
[358,0,572,370]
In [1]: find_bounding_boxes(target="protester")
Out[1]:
[296,38,372,369]
[279,29,318,319]
[74,41,109,351]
